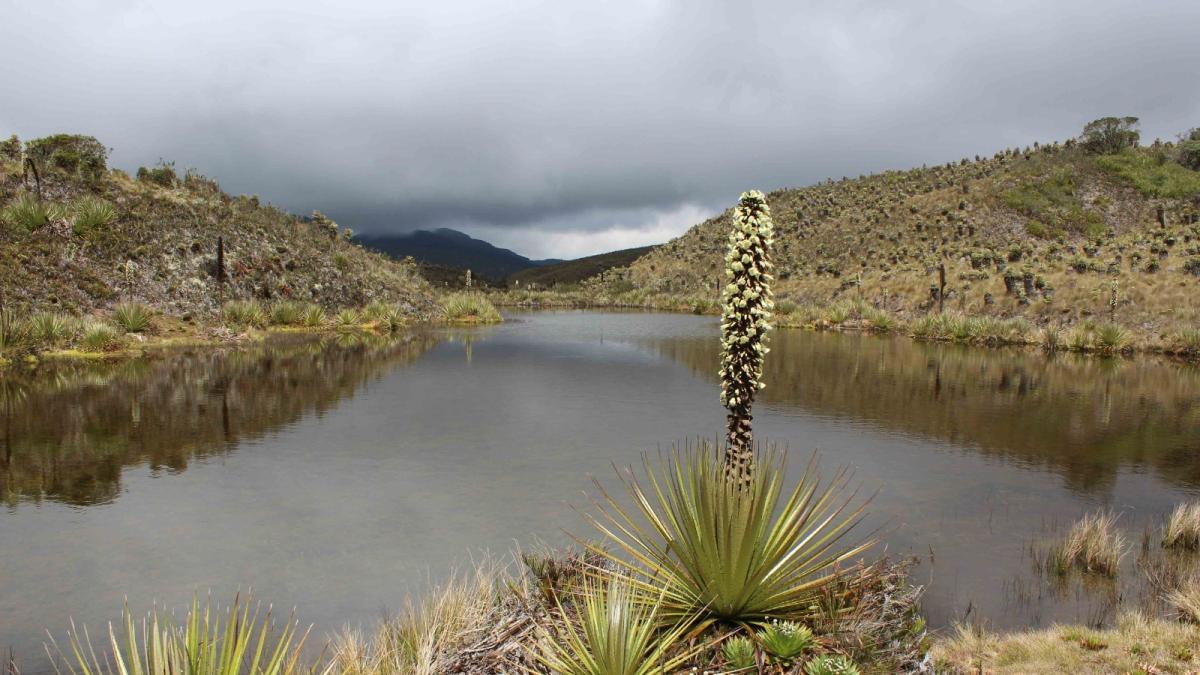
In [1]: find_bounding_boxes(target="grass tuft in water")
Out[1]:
[1045,510,1126,577]
[441,293,502,324]
[1163,502,1200,550]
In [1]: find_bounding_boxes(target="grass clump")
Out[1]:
[1045,510,1126,577]
[583,444,872,625]
[27,312,77,346]
[0,309,29,353]
[79,322,123,352]
[533,576,699,675]
[301,304,326,327]
[2,192,65,231]
[1096,149,1200,198]
[1167,576,1200,624]
[1162,502,1200,550]
[269,301,305,326]
[441,292,502,324]
[1093,323,1130,352]
[71,196,116,234]
[49,593,310,675]
[112,301,152,333]
[334,308,361,329]
[223,300,266,329]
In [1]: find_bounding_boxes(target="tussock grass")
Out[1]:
[1163,502,1200,550]
[328,561,508,675]
[930,612,1200,673]
[1168,575,1200,623]
[0,309,29,353]
[1045,510,1126,577]
[334,308,361,329]
[1,192,65,231]
[301,304,326,327]
[910,313,1032,345]
[441,293,502,324]
[27,312,77,346]
[269,301,305,326]
[78,322,123,353]
[70,196,116,233]
[112,302,152,333]
[223,300,267,329]
[48,594,310,675]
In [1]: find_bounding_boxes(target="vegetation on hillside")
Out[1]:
[507,245,655,288]
[0,133,437,334]
[501,118,1200,356]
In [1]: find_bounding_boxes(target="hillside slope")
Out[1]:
[0,134,437,320]
[508,245,655,288]
[359,228,557,280]
[615,138,1200,343]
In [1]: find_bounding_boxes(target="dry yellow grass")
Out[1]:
[1163,502,1200,550]
[931,612,1200,674]
[1046,510,1127,577]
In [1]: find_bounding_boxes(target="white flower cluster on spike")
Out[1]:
[719,190,775,409]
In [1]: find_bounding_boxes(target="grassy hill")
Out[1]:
[507,125,1200,353]
[508,245,655,288]
[0,134,437,322]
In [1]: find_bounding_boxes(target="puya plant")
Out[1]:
[581,191,872,629]
[720,190,775,487]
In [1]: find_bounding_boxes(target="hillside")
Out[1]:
[508,245,655,288]
[584,125,1200,349]
[0,134,437,320]
[358,228,558,281]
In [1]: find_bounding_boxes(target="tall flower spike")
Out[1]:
[719,190,774,488]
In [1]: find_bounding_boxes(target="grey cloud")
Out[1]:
[2,0,1198,258]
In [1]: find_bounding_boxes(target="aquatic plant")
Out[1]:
[719,189,775,485]
[533,576,699,675]
[112,302,152,333]
[584,444,872,625]
[1046,510,1126,577]
[1162,502,1200,550]
[441,292,502,324]
[49,594,310,675]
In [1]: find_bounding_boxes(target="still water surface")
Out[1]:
[2,311,1199,664]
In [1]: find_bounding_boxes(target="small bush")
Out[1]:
[222,300,266,328]
[2,192,65,231]
[442,293,502,324]
[79,322,122,352]
[25,134,107,181]
[71,196,116,234]
[1079,116,1140,155]
[1163,502,1200,550]
[136,161,177,187]
[112,302,152,332]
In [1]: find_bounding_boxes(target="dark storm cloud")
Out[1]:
[2,0,1198,257]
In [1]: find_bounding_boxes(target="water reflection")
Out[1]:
[1,333,440,507]
[642,330,1200,493]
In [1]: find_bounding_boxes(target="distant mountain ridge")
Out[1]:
[509,245,656,287]
[358,228,560,280]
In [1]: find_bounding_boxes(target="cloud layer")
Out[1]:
[3,0,1198,258]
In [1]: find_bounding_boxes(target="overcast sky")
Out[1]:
[3,1,1198,259]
